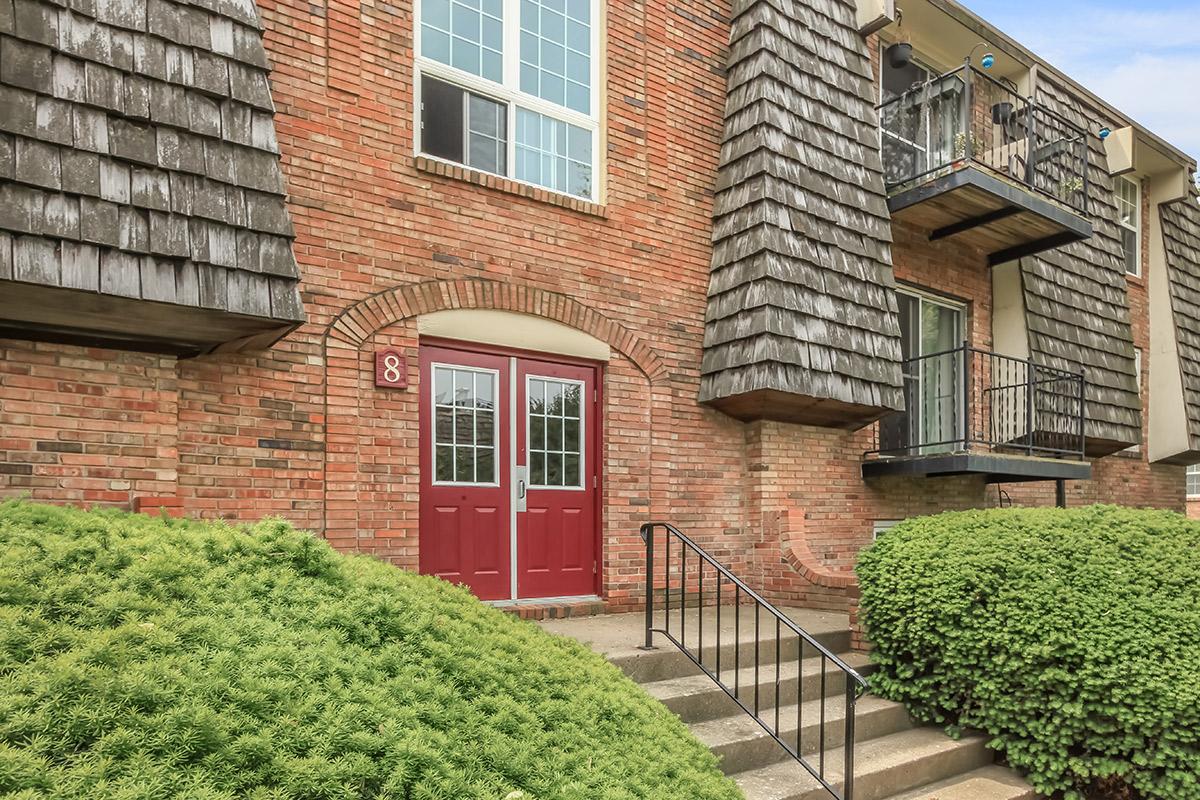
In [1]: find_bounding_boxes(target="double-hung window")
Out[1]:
[1116,176,1140,277]
[415,0,600,200]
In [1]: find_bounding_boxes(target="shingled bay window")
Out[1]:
[416,0,599,200]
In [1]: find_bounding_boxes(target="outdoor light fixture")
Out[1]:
[1099,127,1112,140]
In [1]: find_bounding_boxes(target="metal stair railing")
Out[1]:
[640,522,868,800]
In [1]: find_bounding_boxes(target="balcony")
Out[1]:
[863,345,1092,482]
[878,64,1093,265]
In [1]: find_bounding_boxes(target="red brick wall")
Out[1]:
[0,0,1187,623]
[0,341,178,507]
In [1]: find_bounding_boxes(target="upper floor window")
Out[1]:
[416,0,599,200]
[1116,176,1140,277]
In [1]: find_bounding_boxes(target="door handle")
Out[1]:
[515,465,528,512]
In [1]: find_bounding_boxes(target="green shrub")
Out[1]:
[0,501,741,800]
[857,505,1200,800]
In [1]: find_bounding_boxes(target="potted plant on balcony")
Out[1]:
[886,9,912,69]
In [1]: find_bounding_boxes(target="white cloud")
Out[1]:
[962,1,1200,162]
[1086,54,1200,159]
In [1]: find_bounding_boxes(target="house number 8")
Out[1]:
[375,350,407,389]
[382,354,402,383]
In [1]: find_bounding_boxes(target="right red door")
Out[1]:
[516,357,599,599]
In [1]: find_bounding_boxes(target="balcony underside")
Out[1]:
[862,451,1092,483]
[0,282,299,357]
[889,166,1093,265]
[703,389,893,430]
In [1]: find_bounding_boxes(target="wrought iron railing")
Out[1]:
[878,62,1090,216]
[640,522,868,800]
[865,343,1086,459]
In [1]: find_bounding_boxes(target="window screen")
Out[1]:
[421,76,508,176]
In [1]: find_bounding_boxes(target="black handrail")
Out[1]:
[877,62,1091,216]
[640,522,868,800]
[865,343,1086,460]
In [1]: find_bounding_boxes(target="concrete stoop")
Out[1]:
[539,608,1035,800]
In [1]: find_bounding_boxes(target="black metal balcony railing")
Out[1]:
[865,344,1086,460]
[878,63,1091,216]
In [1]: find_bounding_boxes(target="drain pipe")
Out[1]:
[1055,479,1067,508]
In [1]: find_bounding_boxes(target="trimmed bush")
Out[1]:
[857,505,1200,800]
[0,501,742,800]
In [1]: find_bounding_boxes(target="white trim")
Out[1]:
[429,361,503,488]
[524,373,587,491]
[509,356,519,601]
[413,0,601,200]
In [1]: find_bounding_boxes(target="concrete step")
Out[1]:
[696,694,913,775]
[540,607,852,684]
[643,650,875,723]
[732,728,993,800]
[882,766,1036,800]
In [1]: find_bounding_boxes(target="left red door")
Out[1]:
[418,345,511,601]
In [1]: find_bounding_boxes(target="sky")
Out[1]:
[960,0,1200,163]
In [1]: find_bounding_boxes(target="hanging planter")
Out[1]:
[991,101,1014,125]
[887,41,913,69]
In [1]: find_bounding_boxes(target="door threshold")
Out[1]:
[489,594,602,607]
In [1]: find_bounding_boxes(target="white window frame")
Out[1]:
[877,41,959,179]
[895,286,967,452]
[413,0,602,201]
[524,374,586,491]
[430,362,502,488]
[873,520,901,540]
[1116,176,1141,277]
[1187,465,1200,500]
[1124,348,1143,455]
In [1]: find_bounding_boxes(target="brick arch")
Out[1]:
[324,278,668,383]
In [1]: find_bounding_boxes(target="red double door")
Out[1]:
[418,342,600,601]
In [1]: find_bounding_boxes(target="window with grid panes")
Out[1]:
[1116,177,1140,276]
[416,0,598,200]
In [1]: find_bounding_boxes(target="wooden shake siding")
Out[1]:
[699,0,905,426]
[0,0,303,339]
[1161,189,1200,457]
[1019,74,1141,454]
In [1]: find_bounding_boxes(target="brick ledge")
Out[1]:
[415,156,608,218]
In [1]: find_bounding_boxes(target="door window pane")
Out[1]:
[423,0,502,81]
[527,377,583,487]
[432,365,498,484]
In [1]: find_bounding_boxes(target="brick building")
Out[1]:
[2,0,1199,617]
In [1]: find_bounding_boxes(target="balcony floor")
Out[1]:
[889,166,1092,265]
[862,451,1092,483]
